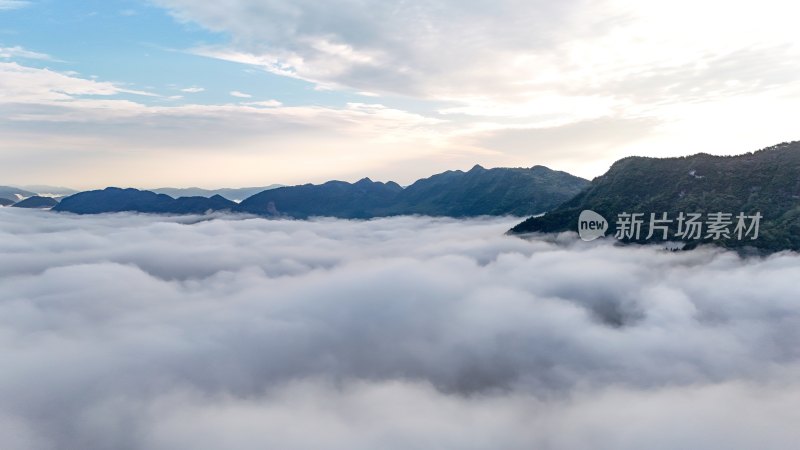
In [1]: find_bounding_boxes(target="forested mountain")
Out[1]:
[510,142,800,252]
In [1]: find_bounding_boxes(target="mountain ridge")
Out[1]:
[52,188,238,215]
[53,165,589,219]
[236,165,588,218]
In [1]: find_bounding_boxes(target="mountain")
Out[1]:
[510,141,800,253]
[0,186,36,203]
[152,186,284,202]
[238,166,588,219]
[237,178,404,219]
[49,165,589,219]
[11,196,59,209]
[382,165,589,217]
[0,198,15,207]
[53,188,237,215]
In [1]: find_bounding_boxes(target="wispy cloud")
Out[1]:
[229,90,252,98]
[0,0,29,10]
[242,99,282,107]
[180,86,204,93]
[0,46,56,61]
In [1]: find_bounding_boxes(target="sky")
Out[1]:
[3,209,800,449]
[1,0,799,189]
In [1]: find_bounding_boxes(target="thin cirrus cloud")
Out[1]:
[243,99,282,107]
[230,90,252,98]
[0,0,29,10]
[0,46,55,61]
[2,209,800,449]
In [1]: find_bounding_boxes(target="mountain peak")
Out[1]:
[355,177,374,185]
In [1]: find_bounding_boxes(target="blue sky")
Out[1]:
[0,0,368,108]
[1,0,799,188]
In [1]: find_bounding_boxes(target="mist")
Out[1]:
[2,208,800,449]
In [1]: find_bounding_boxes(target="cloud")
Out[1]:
[242,99,282,108]
[2,209,800,449]
[0,0,28,10]
[156,0,800,109]
[180,86,205,93]
[132,0,800,182]
[230,90,252,98]
[7,1,800,187]
[0,46,55,61]
[0,62,156,105]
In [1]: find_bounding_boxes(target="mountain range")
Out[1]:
[51,165,589,219]
[0,186,37,203]
[11,141,800,254]
[237,178,404,219]
[53,188,238,215]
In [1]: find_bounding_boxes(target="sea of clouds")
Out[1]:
[2,208,800,449]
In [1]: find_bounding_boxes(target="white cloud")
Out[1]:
[0,61,126,102]
[0,46,54,61]
[156,0,800,106]
[242,99,282,107]
[2,210,800,449]
[152,0,800,173]
[0,62,160,105]
[229,90,252,98]
[180,86,205,93]
[0,0,29,10]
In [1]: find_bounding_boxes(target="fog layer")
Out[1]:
[2,209,799,449]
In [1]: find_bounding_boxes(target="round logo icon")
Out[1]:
[578,210,608,241]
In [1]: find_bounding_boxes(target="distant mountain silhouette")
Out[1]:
[52,165,588,218]
[382,165,589,217]
[0,198,15,207]
[237,166,588,218]
[510,141,800,253]
[12,196,59,209]
[53,188,237,215]
[0,186,36,203]
[237,178,404,219]
[152,185,284,202]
